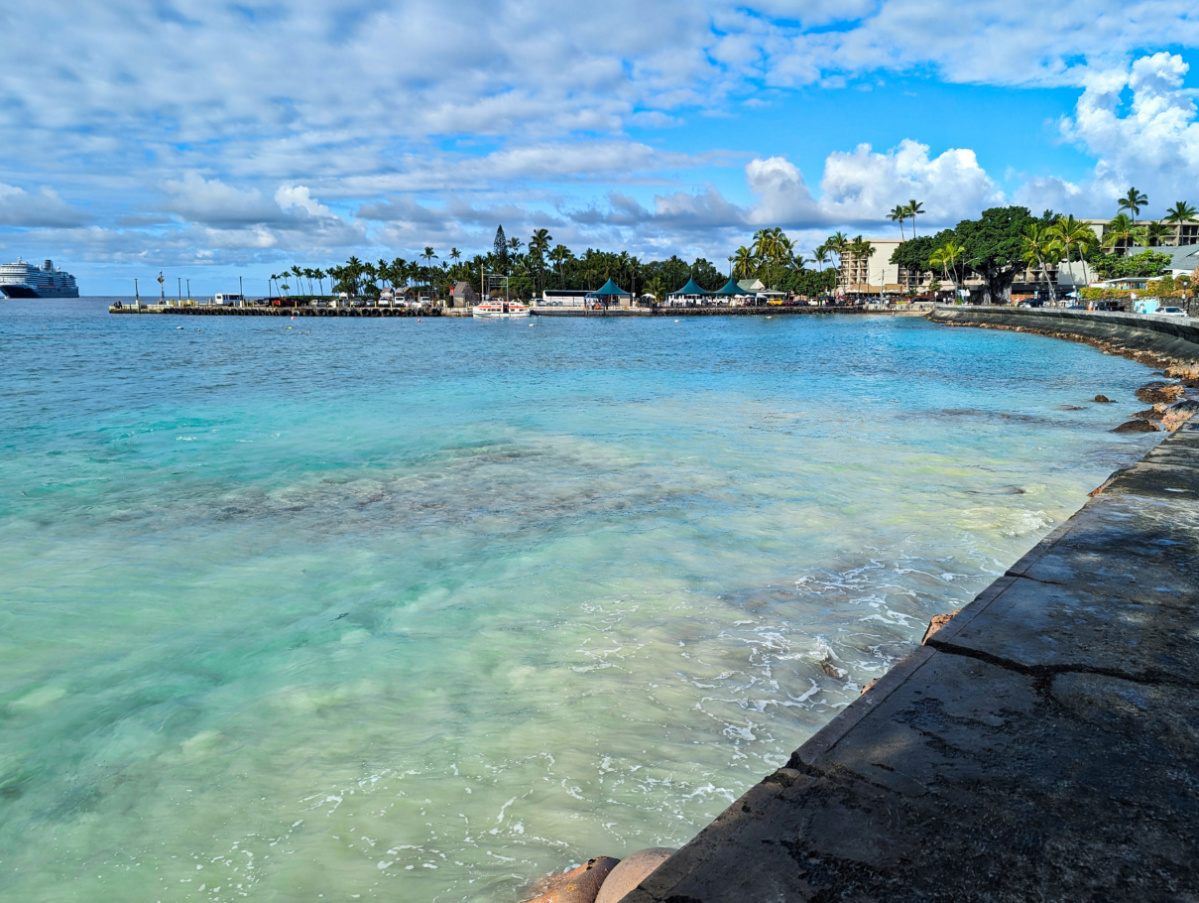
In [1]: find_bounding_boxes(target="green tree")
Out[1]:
[888,204,908,239]
[1102,213,1143,256]
[1164,200,1197,246]
[905,199,925,237]
[1118,186,1148,220]
[493,225,509,274]
[1141,222,1172,248]
[1046,214,1096,289]
[1020,225,1057,302]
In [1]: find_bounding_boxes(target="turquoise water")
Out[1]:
[0,302,1158,902]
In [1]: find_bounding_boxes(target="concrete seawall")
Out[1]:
[621,422,1199,902]
[928,305,1199,369]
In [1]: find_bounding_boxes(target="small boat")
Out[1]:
[472,299,530,319]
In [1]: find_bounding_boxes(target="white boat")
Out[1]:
[0,257,79,298]
[472,299,530,319]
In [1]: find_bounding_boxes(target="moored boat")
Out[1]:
[472,299,530,318]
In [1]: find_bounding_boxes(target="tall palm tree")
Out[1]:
[313,268,326,297]
[847,236,875,293]
[930,240,966,296]
[290,265,304,297]
[826,231,850,292]
[527,230,551,295]
[1118,186,1148,220]
[421,247,438,294]
[1020,224,1057,303]
[1102,213,1143,256]
[888,204,908,239]
[1141,222,1172,248]
[904,200,925,237]
[1164,201,1197,246]
[550,244,571,289]
[731,246,757,280]
[1047,215,1095,288]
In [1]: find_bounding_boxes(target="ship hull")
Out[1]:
[0,285,80,298]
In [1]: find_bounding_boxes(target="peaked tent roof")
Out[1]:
[714,278,756,296]
[591,278,630,296]
[668,277,712,296]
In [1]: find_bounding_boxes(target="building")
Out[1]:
[1083,217,1199,254]
[449,281,478,308]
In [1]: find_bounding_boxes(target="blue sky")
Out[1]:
[2,0,1199,294]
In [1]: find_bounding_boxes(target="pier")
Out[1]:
[109,302,926,318]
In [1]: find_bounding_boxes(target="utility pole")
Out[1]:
[177,277,181,302]
[239,275,244,306]
[134,278,139,304]
[157,271,165,302]
[186,279,191,301]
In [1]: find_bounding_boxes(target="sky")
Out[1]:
[2,0,1199,295]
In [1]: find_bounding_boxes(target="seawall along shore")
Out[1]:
[618,421,1199,901]
[928,305,1199,376]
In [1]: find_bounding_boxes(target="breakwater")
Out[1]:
[620,421,1199,902]
[108,303,440,317]
[929,305,1199,372]
[108,302,928,318]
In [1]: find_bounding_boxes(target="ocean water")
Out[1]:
[0,300,1158,902]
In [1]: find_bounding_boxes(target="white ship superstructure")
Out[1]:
[0,258,80,298]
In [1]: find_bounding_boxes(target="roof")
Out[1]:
[1158,243,1199,272]
[714,278,756,296]
[737,278,765,292]
[591,278,630,296]
[668,277,712,296]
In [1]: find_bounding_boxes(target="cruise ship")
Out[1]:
[0,257,79,298]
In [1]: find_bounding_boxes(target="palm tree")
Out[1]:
[904,199,925,237]
[1141,222,1172,248]
[1117,186,1148,220]
[421,247,438,295]
[731,246,757,280]
[290,265,304,298]
[1020,224,1057,303]
[1102,213,1143,256]
[888,204,908,239]
[527,230,551,296]
[314,268,326,297]
[1047,215,1095,289]
[1164,201,1197,246]
[550,244,572,289]
[826,231,850,292]
[847,236,875,294]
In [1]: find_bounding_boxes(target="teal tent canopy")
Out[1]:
[667,277,712,296]
[713,278,755,296]
[591,278,629,296]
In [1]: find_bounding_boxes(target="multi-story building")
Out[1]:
[1083,217,1199,253]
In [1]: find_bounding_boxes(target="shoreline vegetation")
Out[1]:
[235,189,1197,312]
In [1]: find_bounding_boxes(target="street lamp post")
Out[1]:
[186,279,191,301]
[239,275,244,307]
[157,271,165,303]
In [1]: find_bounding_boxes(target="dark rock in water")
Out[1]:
[1057,405,1085,411]
[1131,408,1164,421]
[819,655,848,681]
[921,609,962,645]
[595,849,676,903]
[1135,384,1184,404]
[1113,420,1159,433]
[860,678,880,696]
[1172,399,1199,414]
[523,857,620,903]
[966,485,1025,496]
[1093,394,1115,403]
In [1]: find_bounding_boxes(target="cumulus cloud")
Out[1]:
[0,183,89,227]
[160,172,280,226]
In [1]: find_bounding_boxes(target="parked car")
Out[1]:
[1017,299,1045,308]
[1156,306,1188,317]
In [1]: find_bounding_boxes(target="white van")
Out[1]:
[214,293,245,306]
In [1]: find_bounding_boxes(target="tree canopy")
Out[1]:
[890,207,1057,302]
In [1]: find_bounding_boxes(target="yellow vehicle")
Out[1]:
[767,298,784,306]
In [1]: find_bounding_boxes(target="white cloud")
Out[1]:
[160,172,280,226]
[1052,53,1199,214]
[275,185,332,218]
[0,183,89,227]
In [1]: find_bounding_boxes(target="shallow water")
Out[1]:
[0,301,1157,901]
